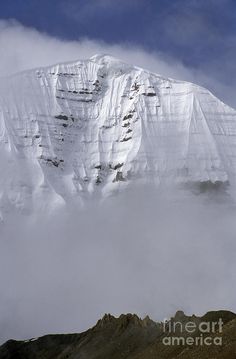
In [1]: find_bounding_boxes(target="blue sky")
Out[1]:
[0,0,236,106]
[1,0,236,66]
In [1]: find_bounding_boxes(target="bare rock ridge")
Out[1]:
[0,54,236,215]
[0,310,236,358]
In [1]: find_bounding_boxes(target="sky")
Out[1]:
[0,0,236,106]
[0,0,236,345]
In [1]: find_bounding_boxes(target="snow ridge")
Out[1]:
[0,54,236,214]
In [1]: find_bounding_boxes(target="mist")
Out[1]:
[0,185,236,344]
[0,20,235,108]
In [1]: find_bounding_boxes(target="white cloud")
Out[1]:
[0,20,235,107]
[0,19,186,77]
[0,186,235,343]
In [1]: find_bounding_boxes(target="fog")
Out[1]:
[0,185,236,344]
[0,20,235,108]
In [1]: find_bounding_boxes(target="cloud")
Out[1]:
[0,20,235,108]
[0,185,236,344]
[147,0,236,105]
[0,19,186,77]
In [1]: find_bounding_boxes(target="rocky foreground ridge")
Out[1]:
[0,310,236,358]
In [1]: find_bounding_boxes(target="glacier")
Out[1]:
[0,54,236,215]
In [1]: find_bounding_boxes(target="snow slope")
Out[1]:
[0,54,236,214]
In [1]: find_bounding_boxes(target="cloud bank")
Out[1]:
[0,20,235,108]
[0,186,236,344]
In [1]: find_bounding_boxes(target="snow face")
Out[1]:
[0,54,236,214]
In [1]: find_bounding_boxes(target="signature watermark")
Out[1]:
[162,317,223,346]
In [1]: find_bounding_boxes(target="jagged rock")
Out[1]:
[1,310,236,358]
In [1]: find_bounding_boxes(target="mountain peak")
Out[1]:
[89,53,120,63]
[1,310,236,358]
[0,55,236,216]
[94,313,159,332]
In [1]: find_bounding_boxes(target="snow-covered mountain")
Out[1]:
[0,54,236,215]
